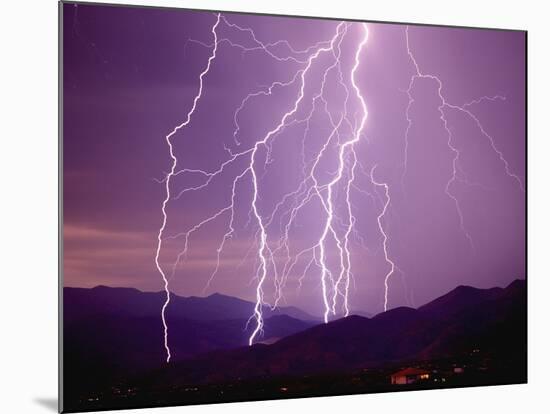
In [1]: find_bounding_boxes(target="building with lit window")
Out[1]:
[390,368,431,385]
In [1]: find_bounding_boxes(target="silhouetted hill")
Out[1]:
[349,310,372,318]
[147,279,526,386]
[418,284,503,319]
[63,286,318,398]
[64,286,317,325]
[63,280,526,411]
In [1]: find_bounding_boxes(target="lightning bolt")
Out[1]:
[157,12,522,358]
[59,1,525,371]
[158,19,372,351]
[154,13,221,363]
[370,165,396,312]
[317,23,369,323]
[403,25,524,254]
[248,22,350,344]
[159,16,358,351]
[273,23,369,325]
[154,16,519,361]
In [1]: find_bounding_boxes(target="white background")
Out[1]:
[1,0,547,413]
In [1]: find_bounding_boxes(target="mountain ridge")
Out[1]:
[64,285,319,323]
[63,279,526,406]
[150,278,526,385]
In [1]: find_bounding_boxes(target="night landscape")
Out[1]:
[62,2,526,412]
[63,281,526,412]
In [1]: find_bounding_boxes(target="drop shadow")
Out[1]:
[34,397,58,412]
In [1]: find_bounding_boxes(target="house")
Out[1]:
[391,368,431,385]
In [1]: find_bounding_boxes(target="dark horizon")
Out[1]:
[62,270,527,412]
[63,277,526,319]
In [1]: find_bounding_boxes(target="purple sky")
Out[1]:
[63,3,525,316]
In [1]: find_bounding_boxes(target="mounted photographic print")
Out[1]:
[60,1,527,412]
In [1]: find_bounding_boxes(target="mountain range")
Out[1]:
[144,279,526,386]
[64,285,317,324]
[63,279,526,410]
